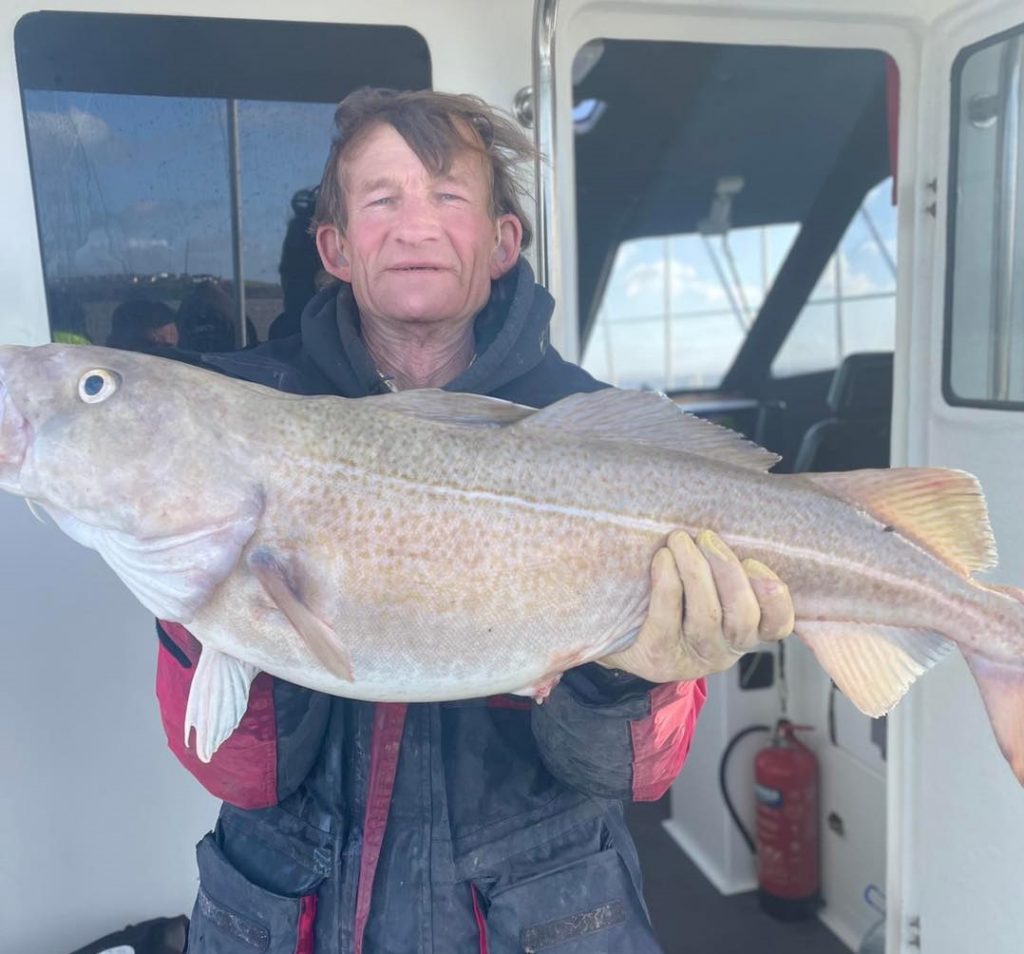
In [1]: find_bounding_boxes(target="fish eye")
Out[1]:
[78,369,119,404]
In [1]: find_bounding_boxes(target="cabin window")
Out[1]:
[15,12,431,352]
[945,24,1024,407]
[574,40,894,397]
[771,178,896,377]
[583,224,799,390]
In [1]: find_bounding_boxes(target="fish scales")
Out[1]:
[3,343,1024,779]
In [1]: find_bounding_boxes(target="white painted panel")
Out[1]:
[892,2,1024,952]
[0,494,218,953]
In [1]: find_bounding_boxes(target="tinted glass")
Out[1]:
[945,25,1024,407]
[16,12,431,352]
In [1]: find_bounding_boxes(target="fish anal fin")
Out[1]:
[796,621,953,717]
[184,647,259,763]
[962,651,1024,785]
[517,389,780,471]
[803,468,997,576]
[247,548,354,681]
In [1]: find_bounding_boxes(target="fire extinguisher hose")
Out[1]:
[718,723,772,854]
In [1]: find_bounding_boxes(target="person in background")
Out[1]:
[268,186,324,341]
[177,280,258,352]
[47,288,93,345]
[157,88,794,954]
[106,298,178,353]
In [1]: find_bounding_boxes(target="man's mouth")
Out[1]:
[389,264,448,272]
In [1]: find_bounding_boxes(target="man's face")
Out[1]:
[317,123,520,329]
[148,322,179,347]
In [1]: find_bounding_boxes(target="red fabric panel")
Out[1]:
[471,883,489,954]
[295,894,317,954]
[886,55,900,204]
[155,621,278,810]
[487,695,532,711]
[353,702,408,954]
[629,679,708,802]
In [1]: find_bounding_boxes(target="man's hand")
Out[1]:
[597,530,794,682]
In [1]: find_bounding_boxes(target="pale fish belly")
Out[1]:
[190,480,668,701]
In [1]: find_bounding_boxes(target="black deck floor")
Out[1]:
[625,798,852,954]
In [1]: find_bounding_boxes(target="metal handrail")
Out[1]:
[532,0,559,296]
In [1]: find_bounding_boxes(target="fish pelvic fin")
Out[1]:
[801,468,996,577]
[516,388,780,471]
[961,651,1024,785]
[796,621,953,717]
[184,646,259,763]
[248,547,355,681]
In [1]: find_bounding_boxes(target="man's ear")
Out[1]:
[316,225,351,282]
[490,214,524,279]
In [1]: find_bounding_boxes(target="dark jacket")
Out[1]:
[157,261,707,953]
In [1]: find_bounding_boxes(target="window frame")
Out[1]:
[942,20,1024,411]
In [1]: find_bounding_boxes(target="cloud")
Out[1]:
[26,107,112,150]
[621,258,765,313]
[624,260,704,299]
[126,237,172,251]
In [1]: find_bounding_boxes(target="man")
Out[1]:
[157,88,793,953]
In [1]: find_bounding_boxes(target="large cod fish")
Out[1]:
[2,343,1024,780]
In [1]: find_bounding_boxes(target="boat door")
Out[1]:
[890,2,1024,951]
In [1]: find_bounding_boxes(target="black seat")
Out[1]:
[792,352,893,473]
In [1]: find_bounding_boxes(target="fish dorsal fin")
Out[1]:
[803,468,997,576]
[515,389,780,471]
[797,621,953,717]
[371,389,534,427]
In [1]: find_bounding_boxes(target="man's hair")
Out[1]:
[311,88,538,249]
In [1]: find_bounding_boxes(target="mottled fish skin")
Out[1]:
[2,344,1024,774]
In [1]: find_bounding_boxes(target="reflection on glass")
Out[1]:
[947,28,1024,405]
[22,90,335,352]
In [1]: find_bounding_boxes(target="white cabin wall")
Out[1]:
[0,2,535,950]
[889,1,1024,952]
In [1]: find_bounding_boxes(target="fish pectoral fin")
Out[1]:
[962,651,1024,784]
[184,646,259,763]
[801,469,996,577]
[44,496,263,623]
[515,389,780,471]
[796,621,953,717]
[247,548,354,681]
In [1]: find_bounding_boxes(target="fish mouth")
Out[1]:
[0,371,31,475]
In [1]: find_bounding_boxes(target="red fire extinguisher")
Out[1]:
[754,720,820,920]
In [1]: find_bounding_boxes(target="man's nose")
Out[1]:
[393,195,442,242]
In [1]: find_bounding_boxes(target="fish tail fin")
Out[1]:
[802,468,996,577]
[962,650,1024,785]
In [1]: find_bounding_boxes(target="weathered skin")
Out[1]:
[2,344,1023,775]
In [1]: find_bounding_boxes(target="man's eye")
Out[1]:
[369,196,394,207]
[439,193,464,202]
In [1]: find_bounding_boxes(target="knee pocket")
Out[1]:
[188,806,332,953]
[480,848,662,953]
